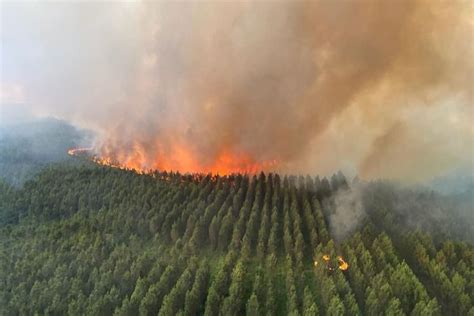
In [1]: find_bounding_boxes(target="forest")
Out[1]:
[1,161,473,315]
[2,0,473,314]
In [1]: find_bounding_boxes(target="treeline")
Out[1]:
[0,165,472,315]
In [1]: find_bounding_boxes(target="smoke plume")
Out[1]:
[329,185,366,241]
[1,1,472,178]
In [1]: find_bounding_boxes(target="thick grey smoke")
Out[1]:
[328,186,366,241]
[1,1,472,178]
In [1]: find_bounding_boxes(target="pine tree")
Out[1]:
[208,215,218,250]
[246,293,260,316]
[221,260,248,316]
[385,298,404,316]
[327,295,345,316]
[303,286,319,316]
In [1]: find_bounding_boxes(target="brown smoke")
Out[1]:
[2,0,472,178]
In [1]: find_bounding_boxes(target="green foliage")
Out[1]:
[0,165,472,315]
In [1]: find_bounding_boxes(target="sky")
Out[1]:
[1,0,473,180]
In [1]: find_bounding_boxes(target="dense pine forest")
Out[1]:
[1,162,473,315]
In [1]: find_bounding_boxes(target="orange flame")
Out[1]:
[337,256,349,271]
[68,145,278,175]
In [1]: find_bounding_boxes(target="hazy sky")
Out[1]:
[1,0,473,180]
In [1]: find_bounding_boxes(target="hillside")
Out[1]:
[1,164,473,315]
[0,118,90,186]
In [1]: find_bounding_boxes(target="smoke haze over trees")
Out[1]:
[0,118,90,186]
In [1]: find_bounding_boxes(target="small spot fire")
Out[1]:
[314,254,349,272]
